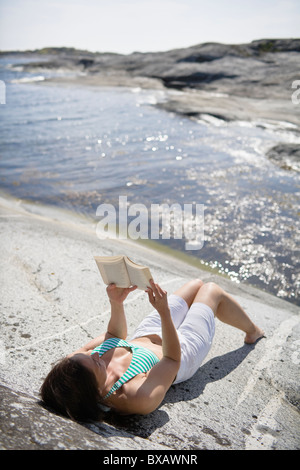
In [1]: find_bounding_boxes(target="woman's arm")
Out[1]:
[69,283,137,356]
[106,283,137,339]
[100,281,181,415]
[146,280,181,363]
[109,356,180,415]
[120,280,181,415]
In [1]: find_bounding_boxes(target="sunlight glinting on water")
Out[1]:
[0,57,299,304]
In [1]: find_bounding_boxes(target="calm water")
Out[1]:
[0,56,299,305]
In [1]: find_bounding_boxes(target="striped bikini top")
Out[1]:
[92,338,160,399]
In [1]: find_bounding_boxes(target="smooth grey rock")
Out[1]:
[0,195,299,450]
[266,143,300,172]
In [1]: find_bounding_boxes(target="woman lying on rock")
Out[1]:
[40,279,264,421]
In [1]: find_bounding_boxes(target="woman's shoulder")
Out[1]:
[106,374,150,414]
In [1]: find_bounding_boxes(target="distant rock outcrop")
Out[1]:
[3,38,300,101]
[2,39,300,156]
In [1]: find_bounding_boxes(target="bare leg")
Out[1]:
[192,282,265,344]
[173,279,204,308]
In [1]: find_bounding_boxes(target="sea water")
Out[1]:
[0,56,299,305]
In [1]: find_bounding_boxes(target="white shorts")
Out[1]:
[130,294,215,384]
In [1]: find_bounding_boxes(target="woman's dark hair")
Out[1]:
[40,356,103,422]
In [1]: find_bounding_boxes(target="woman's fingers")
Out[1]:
[146,280,169,316]
[148,280,167,299]
[128,285,138,292]
[146,287,155,304]
[148,288,154,300]
[150,279,163,297]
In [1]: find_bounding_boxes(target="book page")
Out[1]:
[125,262,152,290]
[124,257,144,268]
[94,256,130,287]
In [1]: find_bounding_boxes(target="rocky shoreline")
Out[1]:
[2,38,300,163]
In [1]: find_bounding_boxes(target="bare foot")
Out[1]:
[244,326,265,344]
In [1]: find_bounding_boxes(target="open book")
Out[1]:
[94,255,152,290]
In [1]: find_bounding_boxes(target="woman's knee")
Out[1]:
[173,278,204,307]
[193,281,224,313]
[192,278,204,290]
[202,281,223,296]
[188,278,205,298]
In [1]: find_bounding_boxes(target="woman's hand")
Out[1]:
[146,280,170,316]
[106,283,137,305]
[147,280,181,364]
